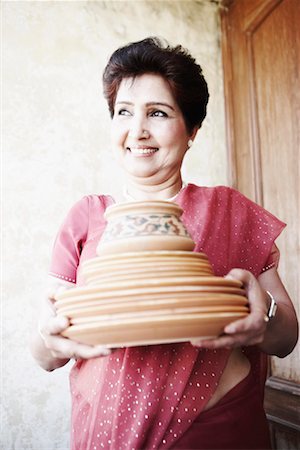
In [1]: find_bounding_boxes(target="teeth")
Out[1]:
[129,148,158,155]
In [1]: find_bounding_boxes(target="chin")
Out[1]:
[123,161,157,178]
[127,170,158,181]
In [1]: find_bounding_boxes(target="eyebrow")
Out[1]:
[115,101,175,111]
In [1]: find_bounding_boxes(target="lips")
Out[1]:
[127,147,159,156]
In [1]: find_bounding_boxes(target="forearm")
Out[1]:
[258,268,298,357]
[259,300,298,357]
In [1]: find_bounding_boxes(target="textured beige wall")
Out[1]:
[3,1,226,448]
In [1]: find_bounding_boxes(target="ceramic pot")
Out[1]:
[96,200,195,255]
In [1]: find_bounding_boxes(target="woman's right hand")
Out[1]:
[30,282,111,371]
[39,312,111,362]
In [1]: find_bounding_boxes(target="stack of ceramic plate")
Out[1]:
[81,250,214,284]
[56,251,249,347]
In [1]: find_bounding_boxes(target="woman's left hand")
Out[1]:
[191,268,270,350]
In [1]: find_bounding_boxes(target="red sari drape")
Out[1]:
[50,184,285,449]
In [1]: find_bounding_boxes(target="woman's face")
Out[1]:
[111,73,196,185]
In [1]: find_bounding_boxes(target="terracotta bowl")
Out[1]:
[96,201,195,255]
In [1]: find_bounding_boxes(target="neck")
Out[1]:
[124,178,185,202]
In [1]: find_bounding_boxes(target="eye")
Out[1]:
[117,108,131,116]
[150,110,168,118]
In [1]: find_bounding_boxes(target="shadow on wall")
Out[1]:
[3,1,225,448]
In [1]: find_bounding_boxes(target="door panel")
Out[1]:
[252,0,299,380]
[221,0,300,446]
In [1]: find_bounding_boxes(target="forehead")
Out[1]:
[116,73,176,104]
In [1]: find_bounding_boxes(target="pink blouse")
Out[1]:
[49,184,285,449]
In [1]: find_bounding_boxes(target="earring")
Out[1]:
[187,139,193,148]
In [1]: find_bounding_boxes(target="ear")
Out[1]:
[187,127,199,147]
[190,126,199,141]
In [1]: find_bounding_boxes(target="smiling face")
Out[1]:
[111,73,197,187]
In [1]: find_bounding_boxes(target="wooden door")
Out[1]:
[220,0,300,447]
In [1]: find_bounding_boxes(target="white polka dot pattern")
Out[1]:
[50,185,285,449]
[70,344,227,449]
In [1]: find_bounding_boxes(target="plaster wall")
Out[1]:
[3,1,226,448]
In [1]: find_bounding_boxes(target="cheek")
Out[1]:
[164,123,188,146]
[111,123,126,146]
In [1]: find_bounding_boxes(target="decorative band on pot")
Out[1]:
[96,201,195,255]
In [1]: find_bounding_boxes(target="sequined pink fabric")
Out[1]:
[49,184,285,449]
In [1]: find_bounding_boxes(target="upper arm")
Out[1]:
[49,197,90,284]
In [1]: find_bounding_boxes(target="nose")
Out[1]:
[128,115,150,139]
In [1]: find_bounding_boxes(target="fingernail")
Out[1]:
[225,325,235,333]
[191,340,202,347]
[96,346,111,356]
[225,274,234,280]
[57,315,69,327]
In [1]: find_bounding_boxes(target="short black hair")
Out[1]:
[103,37,209,132]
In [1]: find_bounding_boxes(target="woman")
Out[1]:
[30,37,298,449]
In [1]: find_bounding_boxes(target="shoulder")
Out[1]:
[185,183,270,209]
[182,183,238,204]
[185,183,234,196]
[67,193,114,216]
[57,194,114,236]
[183,183,285,229]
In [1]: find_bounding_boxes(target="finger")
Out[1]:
[225,268,251,284]
[43,315,70,336]
[73,344,112,359]
[191,335,236,349]
[42,313,112,360]
[49,335,111,359]
[191,313,266,348]
[52,285,70,301]
[197,334,244,348]
[226,269,268,311]
[225,305,268,335]
[191,330,237,347]
[191,330,264,349]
